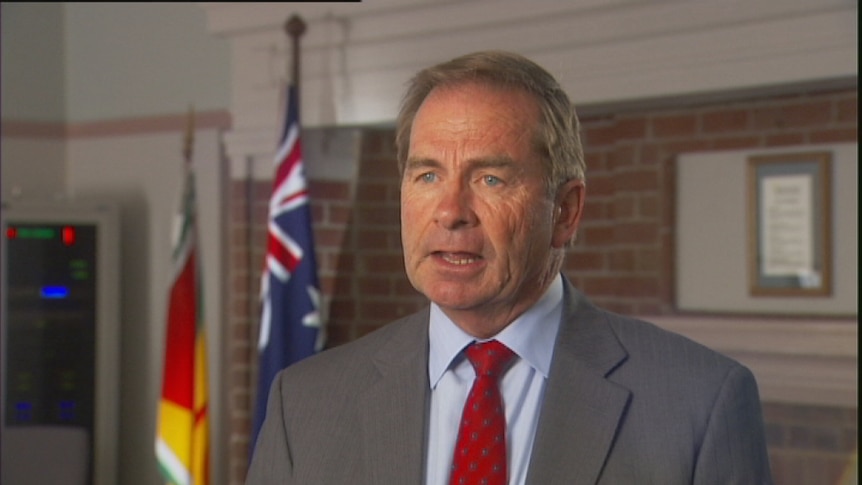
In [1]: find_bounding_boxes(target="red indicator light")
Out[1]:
[62,226,76,246]
[6,227,16,239]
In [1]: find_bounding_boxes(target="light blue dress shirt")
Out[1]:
[425,275,564,485]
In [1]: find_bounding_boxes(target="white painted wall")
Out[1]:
[0,2,66,121]
[1,2,67,204]
[63,3,230,122]
[1,138,67,201]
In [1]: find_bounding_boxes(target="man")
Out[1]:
[247,51,773,484]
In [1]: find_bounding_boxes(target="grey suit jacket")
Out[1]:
[247,279,773,484]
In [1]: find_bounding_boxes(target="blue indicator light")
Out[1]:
[15,401,33,421]
[41,286,69,299]
[59,400,77,421]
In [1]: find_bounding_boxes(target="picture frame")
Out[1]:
[747,151,832,296]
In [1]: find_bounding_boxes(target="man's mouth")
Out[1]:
[435,252,482,265]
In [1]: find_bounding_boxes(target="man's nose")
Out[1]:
[434,180,478,230]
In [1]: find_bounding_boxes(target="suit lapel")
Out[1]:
[526,282,631,485]
[358,311,431,484]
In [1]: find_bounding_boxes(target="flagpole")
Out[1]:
[249,12,314,461]
[245,153,256,412]
[184,105,195,171]
[284,14,306,89]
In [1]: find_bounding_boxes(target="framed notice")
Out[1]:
[747,151,832,296]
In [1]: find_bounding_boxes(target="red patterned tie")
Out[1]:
[449,340,516,485]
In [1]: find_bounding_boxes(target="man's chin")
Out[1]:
[423,284,487,312]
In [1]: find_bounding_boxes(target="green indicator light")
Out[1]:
[71,270,90,280]
[16,228,56,239]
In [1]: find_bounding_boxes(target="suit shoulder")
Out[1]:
[603,310,742,373]
[277,307,429,385]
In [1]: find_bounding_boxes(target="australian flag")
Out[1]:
[251,83,324,452]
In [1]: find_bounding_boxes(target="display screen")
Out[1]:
[3,223,97,429]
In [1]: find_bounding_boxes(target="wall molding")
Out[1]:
[1,110,231,139]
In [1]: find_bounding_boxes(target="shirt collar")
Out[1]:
[428,274,564,389]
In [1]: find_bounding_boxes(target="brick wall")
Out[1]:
[226,87,857,484]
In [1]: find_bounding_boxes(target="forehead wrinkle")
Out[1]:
[466,155,517,170]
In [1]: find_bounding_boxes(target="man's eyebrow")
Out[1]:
[404,155,517,170]
[404,157,442,172]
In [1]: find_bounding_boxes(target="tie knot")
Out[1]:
[465,340,515,378]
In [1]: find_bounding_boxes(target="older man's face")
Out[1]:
[400,82,580,337]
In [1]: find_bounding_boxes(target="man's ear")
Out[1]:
[551,179,586,248]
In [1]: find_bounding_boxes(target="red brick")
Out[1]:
[639,144,663,165]
[702,108,750,133]
[835,94,857,123]
[357,275,393,295]
[765,132,806,147]
[609,249,636,272]
[583,150,608,172]
[358,299,415,321]
[393,279,423,297]
[637,195,660,219]
[614,169,659,191]
[810,128,857,143]
[360,253,405,273]
[321,204,350,225]
[709,135,762,150]
[353,227,384,248]
[356,205,399,227]
[580,199,609,223]
[361,129,396,157]
[358,156,401,181]
[565,249,606,271]
[584,117,647,145]
[608,144,637,170]
[657,139,711,155]
[315,227,346,248]
[324,324,355,348]
[328,298,358,320]
[652,113,698,138]
[753,100,832,130]
[309,180,352,200]
[356,181,391,202]
[615,222,659,244]
[610,196,635,219]
[252,180,272,203]
[581,225,616,246]
[584,276,659,298]
[585,174,614,197]
[637,247,661,273]
[330,252,356,273]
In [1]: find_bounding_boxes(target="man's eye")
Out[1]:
[483,175,502,186]
[420,172,437,183]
